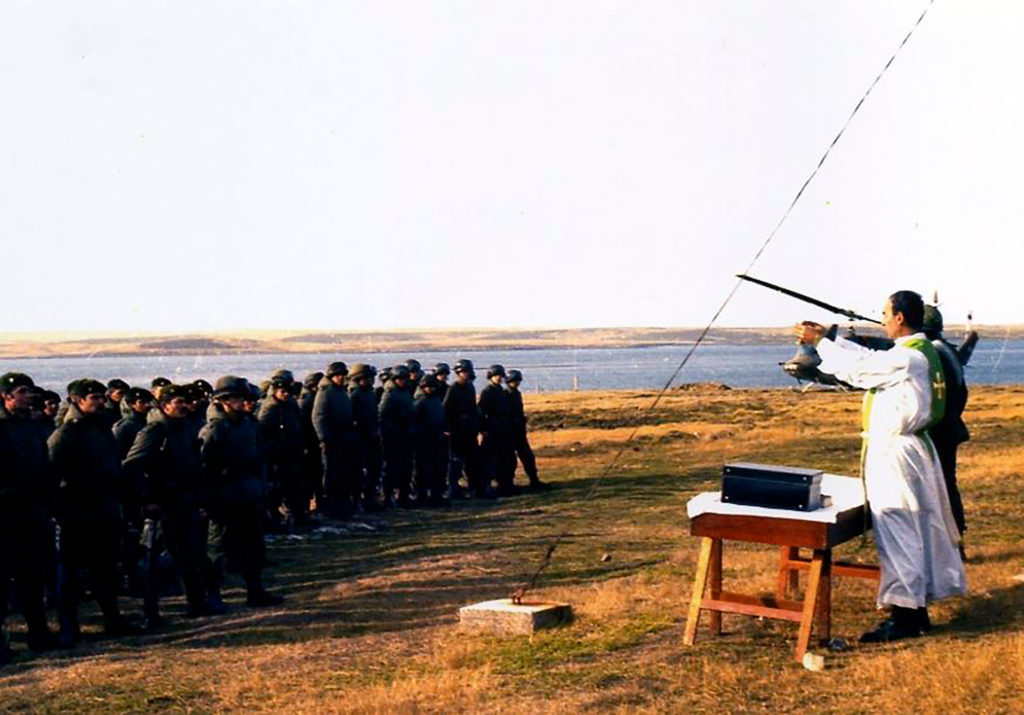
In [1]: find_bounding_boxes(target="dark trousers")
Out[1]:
[449,432,483,492]
[415,435,448,497]
[162,503,208,611]
[482,432,516,492]
[322,433,363,514]
[269,456,308,522]
[512,430,540,483]
[57,518,123,634]
[381,433,412,500]
[357,432,382,502]
[936,439,967,536]
[207,501,265,586]
[303,445,324,509]
[0,511,51,639]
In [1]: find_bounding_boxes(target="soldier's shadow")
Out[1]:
[934,580,1024,638]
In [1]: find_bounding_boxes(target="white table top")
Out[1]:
[686,473,865,524]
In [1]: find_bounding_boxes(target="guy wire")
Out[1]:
[512,0,937,602]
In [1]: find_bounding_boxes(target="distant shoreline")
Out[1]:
[0,324,1012,360]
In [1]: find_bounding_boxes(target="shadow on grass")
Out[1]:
[945,581,1024,637]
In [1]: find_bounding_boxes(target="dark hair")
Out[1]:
[889,290,924,331]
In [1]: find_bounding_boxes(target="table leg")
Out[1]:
[709,538,723,635]
[795,548,826,663]
[817,550,832,641]
[776,546,800,600]
[683,536,715,646]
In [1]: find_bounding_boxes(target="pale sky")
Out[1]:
[2,1,1022,333]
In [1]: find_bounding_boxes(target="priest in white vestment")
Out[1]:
[796,290,966,642]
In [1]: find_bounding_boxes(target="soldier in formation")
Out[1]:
[0,358,548,662]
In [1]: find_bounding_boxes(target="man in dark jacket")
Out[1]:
[478,365,516,496]
[432,363,451,402]
[379,365,415,507]
[49,378,138,646]
[413,374,448,506]
[102,379,130,428]
[923,306,971,547]
[312,362,361,517]
[444,360,494,499]
[37,389,62,441]
[0,373,57,662]
[349,363,382,510]
[258,376,308,526]
[199,377,281,607]
[405,359,423,397]
[110,386,155,601]
[296,372,322,513]
[505,369,550,491]
[185,381,212,437]
[112,387,154,460]
[123,384,216,625]
[375,367,392,405]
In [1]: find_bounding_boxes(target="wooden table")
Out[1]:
[682,475,880,662]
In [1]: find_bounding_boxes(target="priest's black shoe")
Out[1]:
[859,607,922,643]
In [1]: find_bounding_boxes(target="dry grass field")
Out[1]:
[1,385,1021,713]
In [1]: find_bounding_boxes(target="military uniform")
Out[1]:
[412,375,448,504]
[113,409,150,460]
[443,361,490,498]
[199,381,280,606]
[379,369,415,505]
[298,373,325,510]
[49,384,135,643]
[478,366,516,495]
[312,367,361,516]
[349,365,382,509]
[924,308,971,538]
[123,403,210,620]
[506,371,544,489]
[0,390,56,656]
[258,384,308,524]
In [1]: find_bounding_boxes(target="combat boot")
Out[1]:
[183,575,209,618]
[204,559,228,615]
[245,574,284,608]
[104,613,142,637]
[56,607,80,649]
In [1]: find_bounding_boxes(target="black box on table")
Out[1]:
[720,462,823,512]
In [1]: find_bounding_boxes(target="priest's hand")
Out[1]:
[794,321,826,346]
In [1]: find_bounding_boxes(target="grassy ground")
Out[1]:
[1,385,1022,713]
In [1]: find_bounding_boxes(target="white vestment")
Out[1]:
[817,333,967,608]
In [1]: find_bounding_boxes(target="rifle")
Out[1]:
[736,274,881,324]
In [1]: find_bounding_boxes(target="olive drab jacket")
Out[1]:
[349,384,380,441]
[113,410,149,461]
[0,403,53,516]
[198,404,267,509]
[930,338,970,447]
[123,409,205,509]
[443,381,480,437]
[48,401,125,524]
[379,382,414,443]
[478,382,512,439]
[257,394,305,462]
[506,387,528,436]
[412,390,446,449]
[312,378,356,445]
